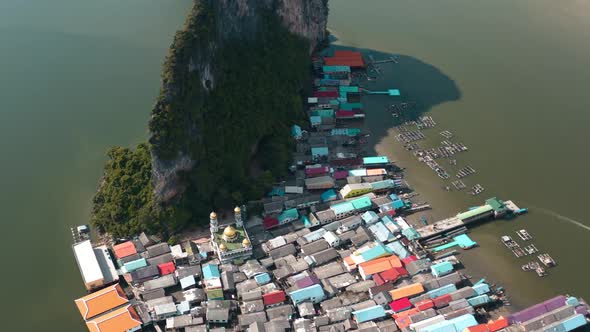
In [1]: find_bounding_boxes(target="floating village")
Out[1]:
[70,50,590,332]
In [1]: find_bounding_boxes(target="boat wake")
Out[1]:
[530,206,590,232]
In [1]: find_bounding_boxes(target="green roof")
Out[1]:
[213,226,248,251]
[457,205,493,221]
[207,288,224,300]
[485,197,507,213]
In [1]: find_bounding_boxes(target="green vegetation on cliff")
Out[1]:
[91,3,312,237]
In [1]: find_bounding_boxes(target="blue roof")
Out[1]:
[427,284,457,299]
[431,261,454,277]
[301,215,312,228]
[448,314,477,332]
[360,244,390,261]
[393,199,406,210]
[254,273,271,285]
[291,125,302,138]
[311,147,329,157]
[289,284,325,304]
[330,202,354,215]
[369,222,393,243]
[467,294,491,307]
[321,189,337,202]
[472,283,490,296]
[353,305,386,323]
[203,264,220,280]
[389,89,401,96]
[363,156,389,165]
[389,193,400,201]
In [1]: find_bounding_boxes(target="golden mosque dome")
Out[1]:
[234,206,241,213]
[219,243,227,251]
[242,238,251,247]
[223,225,237,238]
[210,211,217,219]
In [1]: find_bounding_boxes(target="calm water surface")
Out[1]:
[330,0,590,307]
[0,0,190,330]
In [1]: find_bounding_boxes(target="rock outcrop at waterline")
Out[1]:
[149,0,329,203]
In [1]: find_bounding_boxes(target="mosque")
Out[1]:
[209,206,253,263]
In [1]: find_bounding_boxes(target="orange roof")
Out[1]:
[344,256,357,270]
[359,255,402,276]
[392,307,419,320]
[389,282,425,300]
[487,317,508,332]
[366,168,386,176]
[75,284,129,320]
[112,241,137,259]
[86,305,142,332]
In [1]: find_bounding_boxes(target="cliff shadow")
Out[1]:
[320,43,462,157]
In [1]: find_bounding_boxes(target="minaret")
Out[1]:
[234,206,243,227]
[210,211,218,235]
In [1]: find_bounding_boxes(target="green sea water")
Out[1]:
[0,0,191,330]
[329,0,590,308]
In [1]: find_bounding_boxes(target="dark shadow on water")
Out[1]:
[320,41,462,156]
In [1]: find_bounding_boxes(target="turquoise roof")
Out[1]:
[360,244,390,261]
[289,284,325,305]
[330,128,361,137]
[203,264,220,280]
[393,199,406,210]
[363,156,389,165]
[353,305,386,323]
[402,227,421,240]
[268,187,285,197]
[291,125,302,138]
[254,273,271,285]
[330,202,354,215]
[389,89,401,96]
[351,196,372,210]
[370,179,395,190]
[311,147,329,157]
[279,208,299,223]
[321,189,337,202]
[323,65,351,73]
[454,234,477,248]
[124,258,147,272]
[362,211,379,223]
[310,116,322,125]
[386,241,410,259]
[349,169,367,177]
[430,261,454,277]
[301,215,312,227]
[448,314,478,332]
[340,102,363,110]
[472,283,490,296]
[310,109,335,118]
[426,284,457,299]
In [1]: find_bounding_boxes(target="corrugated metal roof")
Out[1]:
[330,201,354,215]
[73,240,103,286]
[351,196,372,210]
[457,205,493,220]
[353,305,386,323]
[363,156,389,165]
[123,258,147,273]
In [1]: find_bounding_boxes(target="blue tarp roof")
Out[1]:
[203,264,220,280]
[291,125,302,138]
[289,284,325,304]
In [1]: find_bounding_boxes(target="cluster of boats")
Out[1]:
[416,153,451,179]
[456,166,476,179]
[440,130,454,139]
[470,184,485,195]
[501,230,557,278]
[396,130,425,143]
[415,116,437,129]
[451,180,466,190]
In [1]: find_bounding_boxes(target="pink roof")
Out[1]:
[305,166,329,177]
[333,171,349,180]
[390,298,412,312]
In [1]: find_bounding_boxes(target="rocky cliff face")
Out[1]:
[151,0,328,202]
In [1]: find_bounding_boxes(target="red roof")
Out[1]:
[324,56,365,68]
[415,299,434,311]
[113,241,137,259]
[379,267,408,283]
[401,255,417,266]
[394,267,409,277]
[487,318,508,332]
[158,262,176,276]
[433,294,453,307]
[263,291,286,306]
[373,274,385,286]
[263,217,279,230]
[305,166,329,177]
[390,298,412,312]
[336,110,356,118]
[314,90,339,98]
[467,324,490,332]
